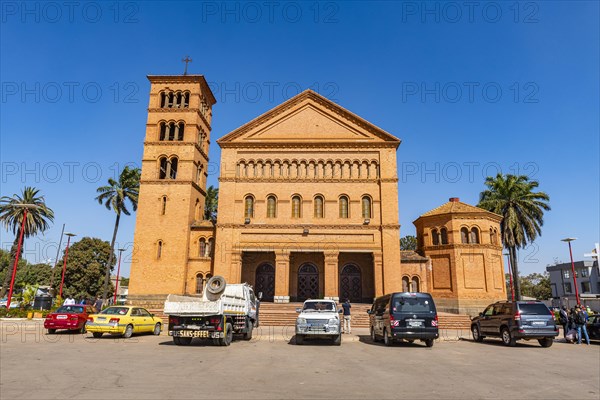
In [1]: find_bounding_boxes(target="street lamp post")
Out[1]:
[503,252,515,301]
[113,248,125,305]
[59,233,76,298]
[561,238,580,306]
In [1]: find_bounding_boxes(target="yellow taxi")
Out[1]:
[86,306,163,338]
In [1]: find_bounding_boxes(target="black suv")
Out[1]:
[367,292,439,347]
[471,301,558,347]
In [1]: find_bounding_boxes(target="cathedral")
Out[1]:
[128,74,506,315]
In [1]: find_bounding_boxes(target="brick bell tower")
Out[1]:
[128,73,216,307]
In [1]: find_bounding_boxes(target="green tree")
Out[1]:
[95,166,140,304]
[0,187,54,297]
[15,262,52,289]
[120,277,130,287]
[478,174,550,301]
[204,185,219,222]
[400,235,417,251]
[520,272,552,300]
[55,237,115,300]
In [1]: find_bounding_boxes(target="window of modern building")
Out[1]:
[339,196,349,218]
[563,282,572,294]
[267,196,277,218]
[292,195,302,218]
[581,281,591,293]
[361,196,371,219]
[244,196,254,219]
[563,270,570,279]
[580,268,588,278]
[314,196,324,218]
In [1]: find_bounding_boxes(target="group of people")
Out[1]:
[62,295,104,311]
[558,304,591,345]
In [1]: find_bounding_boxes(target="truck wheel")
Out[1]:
[243,323,253,340]
[538,338,553,348]
[219,323,233,346]
[296,335,304,345]
[92,332,103,338]
[206,276,226,296]
[383,329,392,347]
[332,333,342,346]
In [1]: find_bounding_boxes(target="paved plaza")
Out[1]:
[1,320,598,399]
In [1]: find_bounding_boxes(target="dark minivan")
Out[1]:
[470,301,558,347]
[367,292,439,347]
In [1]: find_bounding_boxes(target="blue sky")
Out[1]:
[1,1,598,277]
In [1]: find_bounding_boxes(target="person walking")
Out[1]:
[93,296,103,312]
[342,299,352,334]
[574,305,590,345]
[63,295,75,305]
[559,306,569,339]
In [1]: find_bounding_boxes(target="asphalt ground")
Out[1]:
[1,320,598,400]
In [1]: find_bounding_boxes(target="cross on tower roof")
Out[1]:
[182,56,192,76]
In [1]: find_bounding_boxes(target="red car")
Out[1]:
[44,304,97,334]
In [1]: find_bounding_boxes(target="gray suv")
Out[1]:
[471,301,559,347]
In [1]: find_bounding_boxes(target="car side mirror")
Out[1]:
[296,308,302,313]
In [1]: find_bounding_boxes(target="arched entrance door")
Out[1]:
[255,263,275,302]
[297,263,319,301]
[339,264,362,303]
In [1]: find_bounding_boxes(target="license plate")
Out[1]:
[97,317,106,321]
[532,321,545,326]
[408,321,423,327]
[56,315,67,320]
[176,330,209,338]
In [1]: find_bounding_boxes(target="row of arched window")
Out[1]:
[237,159,379,180]
[158,156,178,179]
[160,91,190,109]
[402,276,420,292]
[244,195,372,219]
[430,226,500,246]
[159,121,185,141]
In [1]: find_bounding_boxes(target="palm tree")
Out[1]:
[204,185,219,222]
[95,166,140,304]
[0,187,54,297]
[478,174,550,300]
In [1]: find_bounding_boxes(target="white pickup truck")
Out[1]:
[295,299,342,345]
[164,276,257,346]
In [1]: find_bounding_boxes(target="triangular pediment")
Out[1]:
[217,90,400,146]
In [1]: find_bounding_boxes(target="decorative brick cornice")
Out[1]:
[140,179,206,196]
[218,177,381,183]
[218,142,399,149]
[216,223,384,230]
[422,243,503,251]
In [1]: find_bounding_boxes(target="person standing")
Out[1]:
[63,295,75,305]
[342,299,352,334]
[559,306,569,339]
[574,305,590,345]
[93,296,103,312]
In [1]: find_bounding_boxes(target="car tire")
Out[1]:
[472,325,484,342]
[501,327,516,347]
[218,322,233,346]
[92,332,103,338]
[425,338,434,347]
[370,327,378,343]
[47,329,56,334]
[123,324,133,339]
[243,323,253,340]
[538,338,553,348]
[383,329,392,347]
[332,333,342,346]
[153,323,161,336]
[296,334,304,345]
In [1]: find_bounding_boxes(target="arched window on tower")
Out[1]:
[411,276,420,292]
[167,92,174,108]
[267,196,277,218]
[461,227,469,244]
[161,196,167,215]
[339,196,349,218]
[432,229,439,245]
[159,157,168,179]
[199,238,206,257]
[244,196,254,219]
[361,196,372,219]
[169,157,178,179]
[470,228,480,244]
[184,92,190,108]
[402,276,410,292]
[160,92,166,108]
[441,227,448,245]
[314,196,324,218]
[159,122,167,141]
[195,273,204,294]
[291,196,302,218]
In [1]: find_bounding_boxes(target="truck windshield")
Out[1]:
[392,296,434,314]
[303,302,335,312]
